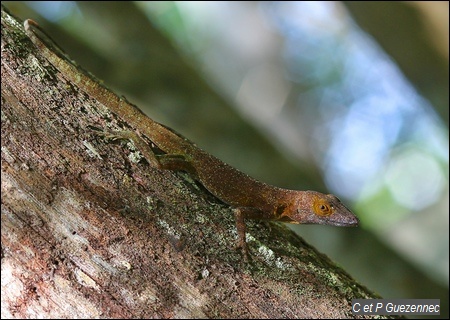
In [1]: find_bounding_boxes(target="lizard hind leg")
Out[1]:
[156,154,198,175]
[96,130,162,168]
[97,129,197,174]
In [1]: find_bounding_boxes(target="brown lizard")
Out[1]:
[24,19,359,259]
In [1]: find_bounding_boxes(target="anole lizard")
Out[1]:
[24,19,359,259]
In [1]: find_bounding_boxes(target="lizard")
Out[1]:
[24,19,359,260]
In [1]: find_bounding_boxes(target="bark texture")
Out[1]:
[2,7,384,319]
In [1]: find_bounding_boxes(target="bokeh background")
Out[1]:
[4,2,448,317]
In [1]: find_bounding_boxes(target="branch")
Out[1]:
[1,7,384,318]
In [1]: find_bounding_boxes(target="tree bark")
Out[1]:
[1,7,385,319]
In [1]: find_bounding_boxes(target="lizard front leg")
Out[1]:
[234,207,265,262]
[234,208,249,261]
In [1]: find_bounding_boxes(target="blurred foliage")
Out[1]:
[344,1,449,125]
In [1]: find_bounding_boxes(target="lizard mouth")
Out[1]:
[320,214,359,227]
[335,220,359,227]
[331,216,359,227]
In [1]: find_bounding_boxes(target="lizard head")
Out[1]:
[279,191,359,227]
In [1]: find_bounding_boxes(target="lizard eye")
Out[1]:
[313,198,334,216]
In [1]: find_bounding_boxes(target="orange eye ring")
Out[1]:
[313,198,334,216]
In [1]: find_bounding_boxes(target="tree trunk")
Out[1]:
[1,7,385,319]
